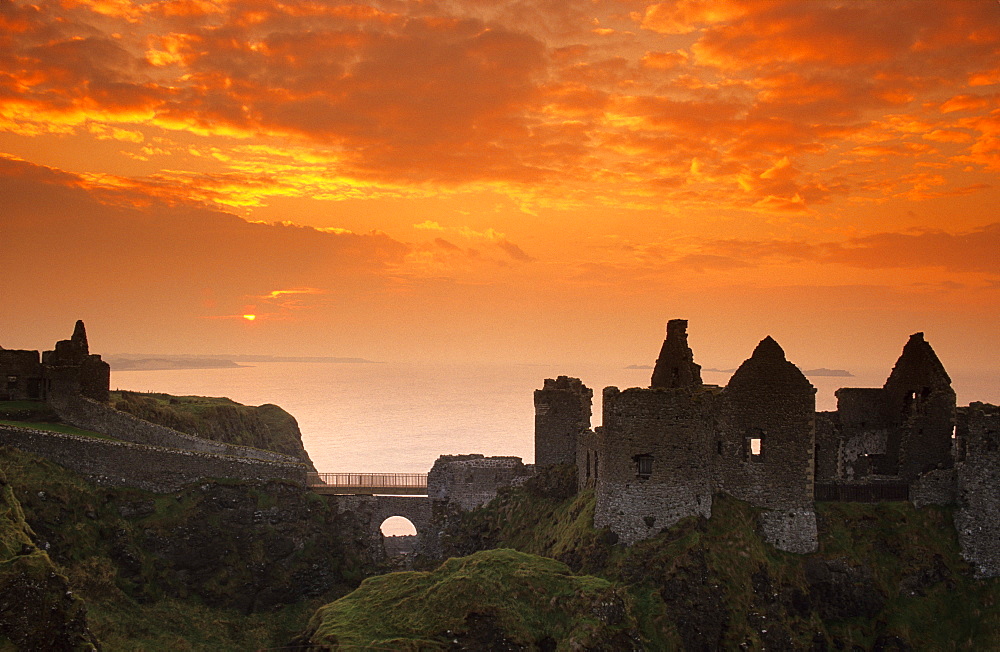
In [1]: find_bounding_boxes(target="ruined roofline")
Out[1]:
[650,318,703,390]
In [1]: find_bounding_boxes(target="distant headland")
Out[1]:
[107,353,382,371]
[636,364,855,377]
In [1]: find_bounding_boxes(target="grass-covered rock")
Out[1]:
[0,445,371,649]
[0,468,97,650]
[110,391,316,468]
[303,548,641,650]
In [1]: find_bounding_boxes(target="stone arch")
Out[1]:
[333,494,433,548]
[370,496,432,540]
[379,515,418,536]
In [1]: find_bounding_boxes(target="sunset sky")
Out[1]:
[3,0,999,379]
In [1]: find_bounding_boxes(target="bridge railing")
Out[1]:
[307,472,428,489]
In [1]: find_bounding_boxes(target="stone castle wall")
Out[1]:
[0,424,307,493]
[50,394,295,464]
[0,349,44,400]
[427,454,534,512]
[954,403,1000,578]
[716,338,816,513]
[594,387,715,545]
[534,376,592,467]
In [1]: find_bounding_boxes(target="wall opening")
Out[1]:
[380,516,417,537]
[634,454,653,479]
[746,435,763,460]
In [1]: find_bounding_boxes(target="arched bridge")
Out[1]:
[307,473,432,554]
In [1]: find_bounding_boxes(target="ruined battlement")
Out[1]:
[534,375,593,467]
[536,319,998,567]
[1,320,110,403]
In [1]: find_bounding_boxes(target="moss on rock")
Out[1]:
[304,548,641,650]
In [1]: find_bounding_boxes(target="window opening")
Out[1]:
[635,454,653,479]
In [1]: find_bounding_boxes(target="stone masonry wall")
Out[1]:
[717,338,816,512]
[576,428,598,490]
[534,376,592,467]
[427,454,534,512]
[594,387,715,545]
[0,349,44,400]
[50,394,295,463]
[0,425,307,493]
[954,403,1000,578]
[716,337,818,553]
[332,494,433,561]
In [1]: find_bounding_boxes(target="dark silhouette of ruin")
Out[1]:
[535,320,1000,575]
[1,320,110,402]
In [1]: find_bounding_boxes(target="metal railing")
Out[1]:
[307,472,428,495]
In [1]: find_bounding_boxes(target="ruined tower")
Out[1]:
[650,319,702,389]
[719,336,818,552]
[533,376,593,467]
[42,320,110,402]
[881,332,955,481]
[593,320,716,545]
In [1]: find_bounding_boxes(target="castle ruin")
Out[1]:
[536,320,1000,575]
[1,320,110,403]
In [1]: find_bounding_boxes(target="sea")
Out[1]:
[110,362,999,476]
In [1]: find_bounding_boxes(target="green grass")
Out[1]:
[0,420,117,440]
[309,549,635,650]
[107,391,312,462]
[0,446,364,650]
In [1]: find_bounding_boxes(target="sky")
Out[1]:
[2,0,999,380]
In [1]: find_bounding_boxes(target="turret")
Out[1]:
[650,319,702,389]
[534,376,592,467]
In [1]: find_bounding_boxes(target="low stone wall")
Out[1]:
[50,394,296,463]
[427,454,534,512]
[0,425,307,493]
[910,469,956,508]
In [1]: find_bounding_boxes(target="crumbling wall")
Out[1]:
[594,386,716,545]
[882,332,955,481]
[576,428,598,490]
[832,388,891,482]
[716,337,818,553]
[954,403,1000,578]
[717,337,816,511]
[813,412,840,483]
[41,320,110,403]
[650,319,702,389]
[427,454,534,512]
[0,425,306,493]
[0,349,44,401]
[534,376,592,467]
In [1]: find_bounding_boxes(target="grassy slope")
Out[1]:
[0,400,112,439]
[109,391,316,468]
[318,467,999,650]
[0,445,365,650]
[308,548,639,650]
[0,468,97,650]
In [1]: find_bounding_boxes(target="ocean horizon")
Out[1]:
[111,361,999,476]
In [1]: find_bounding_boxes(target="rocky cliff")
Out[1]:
[111,391,316,470]
[0,445,368,649]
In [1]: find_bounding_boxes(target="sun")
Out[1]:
[243,314,256,321]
